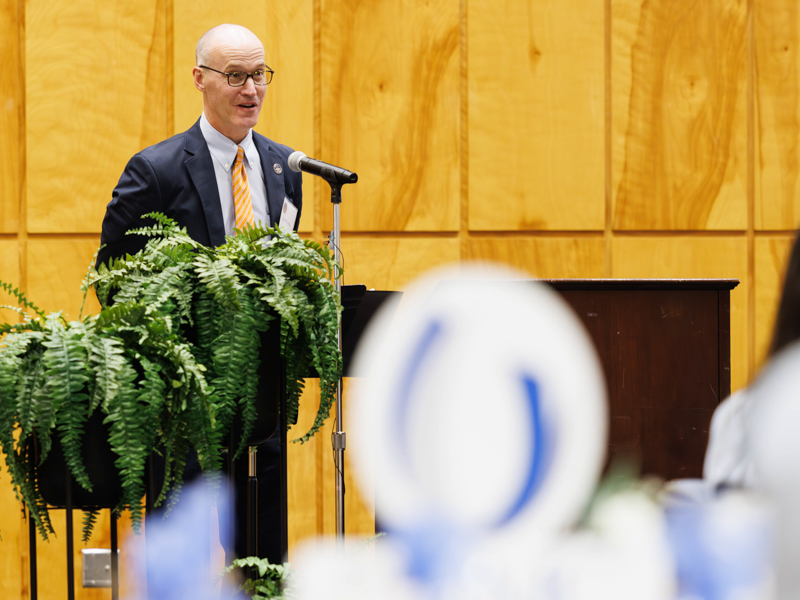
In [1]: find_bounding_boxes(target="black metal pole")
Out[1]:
[28,507,37,600]
[146,454,156,515]
[65,474,75,600]
[329,181,346,540]
[246,446,258,558]
[280,354,288,558]
[110,510,119,600]
[227,429,236,561]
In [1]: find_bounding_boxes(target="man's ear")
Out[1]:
[192,67,205,92]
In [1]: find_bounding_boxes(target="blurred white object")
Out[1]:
[750,341,800,600]
[348,263,608,594]
[124,480,232,600]
[665,491,773,600]
[704,389,760,490]
[544,488,675,600]
[291,538,420,600]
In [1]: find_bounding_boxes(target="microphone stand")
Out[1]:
[328,181,346,541]
[289,151,356,542]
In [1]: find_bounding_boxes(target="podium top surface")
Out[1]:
[539,278,740,291]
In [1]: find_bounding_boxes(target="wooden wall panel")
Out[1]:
[172,1,316,233]
[0,240,20,324]
[171,1,216,134]
[0,472,23,599]
[612,237,749,391]
[754,1,800,230]
[340,237,461,292]
[0,0,21,233]
[465,236,606,279]
[0,243,21,598]
[320,0,460,232]
[260,2,315,234]
[612,0,747,230]
[287,387,324,552]
[468,0,605,231]
[754,235,795,367]
[26,0,168,234]
[27,238,101,320]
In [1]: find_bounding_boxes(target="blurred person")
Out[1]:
[703,230,800,491]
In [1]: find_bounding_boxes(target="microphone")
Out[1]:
[287,151,358,185]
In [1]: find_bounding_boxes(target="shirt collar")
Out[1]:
[199,113,256,172]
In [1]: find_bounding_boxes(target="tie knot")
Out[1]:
[235,145,245,165]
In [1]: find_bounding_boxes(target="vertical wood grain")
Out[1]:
[0,0,22,233]
[754,235,795,366]
[754,0,800,229]
[612,236,749,390]
[0,240,21,324]
[26,0,168,234]
[0,243,21,599]
[468,0,605,231]
[260,2,315,233]
[26,238,101,319]
[612,0,748,230]
[320,0,460,232]
[287,387,324,553]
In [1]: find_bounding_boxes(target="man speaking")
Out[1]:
[98,23,302,266]
[98,23,302,563]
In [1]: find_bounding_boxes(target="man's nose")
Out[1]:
[241,76,258,93]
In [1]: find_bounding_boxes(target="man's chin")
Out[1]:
[235,114,260,131]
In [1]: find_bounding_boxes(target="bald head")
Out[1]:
[192,23,268,143]
[196,24,263,67]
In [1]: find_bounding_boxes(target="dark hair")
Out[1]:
[768,232,800,357]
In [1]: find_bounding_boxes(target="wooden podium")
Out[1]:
[545,279,739,481]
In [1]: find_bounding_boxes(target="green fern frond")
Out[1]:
[88,335,126,413]
[16,360,46,453]
[0,281,46,321]
[43,323,93,491]
[194,255,241,311]
[81,509,100,543]
[104,361,150,531]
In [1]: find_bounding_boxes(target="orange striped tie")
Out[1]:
[232,146,255,231]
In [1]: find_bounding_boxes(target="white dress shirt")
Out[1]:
[199,113,269,236]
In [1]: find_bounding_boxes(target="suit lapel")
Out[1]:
[184,120,227,247]
[254,133,287,228]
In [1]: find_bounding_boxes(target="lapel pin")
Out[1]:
[273,163,283,174]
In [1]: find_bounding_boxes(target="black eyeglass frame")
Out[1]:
[198,65,274,87]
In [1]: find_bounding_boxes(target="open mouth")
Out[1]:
[239,103,257,109]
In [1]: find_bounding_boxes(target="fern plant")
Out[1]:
[223,557,292,600]
[91,213,343,455]
[0,284,216,541]
[0,215,341,542]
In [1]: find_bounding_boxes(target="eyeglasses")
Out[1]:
[198,65,274,87]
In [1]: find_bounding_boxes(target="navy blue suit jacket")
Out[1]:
[98,119,302,267]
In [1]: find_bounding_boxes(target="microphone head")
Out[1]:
[287,151,307,173]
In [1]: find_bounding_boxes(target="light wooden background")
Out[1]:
[2,0,799,597]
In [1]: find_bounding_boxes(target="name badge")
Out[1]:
[279,197,299,233]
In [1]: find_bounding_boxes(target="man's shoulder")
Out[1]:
[136,129,193,161]
[132,121,205,166]
[252,131,295,160]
